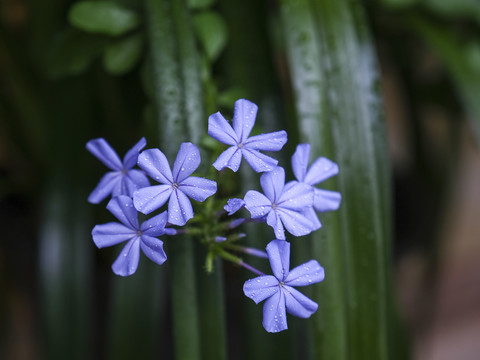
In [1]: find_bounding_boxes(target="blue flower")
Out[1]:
[133,142,217,226]
[87,137,150,204]
[208,99,287,173]
[224,198,245,215]
[244,166,315,240]
[291,144,341,228]
[243,240,325,333]
[92,196,168,276]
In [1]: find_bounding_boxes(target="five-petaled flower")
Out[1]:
[87,137,150,204]
[208,99,287,173]
[133,142,217,226]
[244,166,316,240]
[243,240,325,333]
[92,196,168,276]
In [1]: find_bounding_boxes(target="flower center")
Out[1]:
[136,230,143,236]
[237,142,244,149]
[172,182,179,190]
[272,203,278,210]
[279,281,284,287]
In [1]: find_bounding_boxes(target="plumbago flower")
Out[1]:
[133,142,217,225]
[87,137,150,203]
[208,98,287,173]
[244,240,325,333]
[92,196,168,276]
[243,166,316,240]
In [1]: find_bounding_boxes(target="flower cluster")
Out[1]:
[87,99,341,332]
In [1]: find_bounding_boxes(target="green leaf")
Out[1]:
[103,33,143,75]
[424,0,480,22]
[45,28,110,78]
[69,1,140,36]
[193,11,228,62]
[188,0,216,10]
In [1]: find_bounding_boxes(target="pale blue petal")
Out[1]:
[245,130,287,151]
[284,286,318,318]
[123,137,147,169]
[304,157,339,185]
[140,235,167,266]
[133,185,172,215]
[137,148,173,184]
[232,99,258,142]
[125,169,150,191]
[313,188,342,212]
[86,138,122,171]
[277,208,314,237]
[212,146,242,172]
[172,142,201,183]
[278,181,314,211]
[106,195,139,229]
[266,211,285,240]
[224,198,245,215]
[291,144,310,182]
[285,260,325,286]
[92,223,136,248]
[208,112,238,145]
[141,211,168,236]
[243,275,279,303]
[260,166,285,203]
[244,190,272,218]
[112,237,141,276]
[266,240,290,281]
[88,171,121,204]
[179,177,217,202]
[168,189,193,226]
[242,149,278,173]
[303,206,322,231]
[262,291,288,333]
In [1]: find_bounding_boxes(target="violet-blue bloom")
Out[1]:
[87,137,150,204]
[243,240,325,333]
[92,196,168,276]
[224,198,245,215]
[244,166,315,240]
[133,142,217,226]
[208,99,287,173]
[292,144,341,213]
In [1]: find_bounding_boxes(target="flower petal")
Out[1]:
[277,208,314,237]
[224,198,245,215]
[140,234,167,266]
[172,142,201,183]
[112,238,141,276]
[123,137,147,169]
[86,138,123,171]
[303,206,322,231]
[244,190,272,218]
[106,196,139,229]
[284,286,318,318]
[278,181,314,211]
[243,275,279,304]
[242,149,278,173]
[133,184,173,215]
[212,146,242,172]
[313,189,342,212]
[179,177,217,202]
[260,166,285,203]
[141,211,168,236]
[245,130,287,151]
[232,99,258,142]
[123,169,150,194]
[92,223,136,248]
[262,291,288,333]
[266,211,286,240]
[285,259,325,286]
[88,171,121,204]
[208,112,238,145]
[304,157,339,185]
[266,240,290,281]
[291,144,310,182]
[168,189,194,225]
[137,148,173,184]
